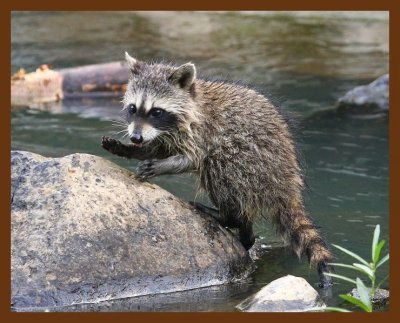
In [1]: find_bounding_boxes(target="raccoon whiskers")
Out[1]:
[112,130,128,139]
[111,120,127,127]
[120,132,130,141]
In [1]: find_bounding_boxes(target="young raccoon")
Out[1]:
[102,52,334,287]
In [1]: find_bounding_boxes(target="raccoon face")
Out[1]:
[123,52,197,147]
[124,101,178,146]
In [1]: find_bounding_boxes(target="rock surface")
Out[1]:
[11,151,252,310]
[349,288,389,306]
[338,74,389,110]
[236,275,326,312]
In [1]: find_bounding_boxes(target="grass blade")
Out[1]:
[328,262,362,272]
[340,294,371,312]
[376,254,389,268]
[324,273,357,284]
[352,263,374,280]
[325,307,352,312]
[356,278,372,311]
[373,240,385,265]
[376,274,389,289]
[372,225,380,262]
[328,263,365,273]
[332,244,369,266]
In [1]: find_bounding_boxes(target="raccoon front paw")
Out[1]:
[136,159,158,181]
[101,136,120,154]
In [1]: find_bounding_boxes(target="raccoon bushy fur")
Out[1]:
[102,52,334,287]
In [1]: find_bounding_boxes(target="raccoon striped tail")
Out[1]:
[273,198,334,288]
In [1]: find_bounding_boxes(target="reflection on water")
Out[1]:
[11,11,389,311]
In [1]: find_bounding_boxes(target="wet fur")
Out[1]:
[102,54,334,287]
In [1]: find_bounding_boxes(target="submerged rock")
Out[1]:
[11,151,252,311]
[349,288,389,306]
[338,74,389,110]
[236,275,326,312]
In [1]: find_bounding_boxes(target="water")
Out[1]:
[11,11,389,311]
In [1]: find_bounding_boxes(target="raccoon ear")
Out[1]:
[168,63,196,90]
[125,51,140,74]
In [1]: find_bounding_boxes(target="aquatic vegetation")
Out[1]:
[325,224,389,312]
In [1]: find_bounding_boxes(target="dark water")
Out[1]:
[11,11,389,311]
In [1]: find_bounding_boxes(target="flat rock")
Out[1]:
[236,275,326,312]
[11,151,252,311]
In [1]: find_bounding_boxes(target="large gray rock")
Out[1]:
[236,275,326,312]
[11,151,251,311]
[338,74,389,110]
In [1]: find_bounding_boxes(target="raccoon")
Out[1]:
[102,52,334,287]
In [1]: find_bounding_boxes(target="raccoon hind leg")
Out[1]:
[190,202,255,250]
[238,219,255,250]
[190,202,241,228]
[220,204,255,250]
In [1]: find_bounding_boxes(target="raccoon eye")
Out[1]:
[127,104,137,114]
[149,108,164,118]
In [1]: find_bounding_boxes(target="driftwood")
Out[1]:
[11,62,130,107]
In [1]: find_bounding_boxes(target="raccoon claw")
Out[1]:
[101,136,119,152]
[136,159,158,181]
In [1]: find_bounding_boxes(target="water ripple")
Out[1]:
[315,167,382,179]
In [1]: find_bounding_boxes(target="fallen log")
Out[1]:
[11,62,130,107]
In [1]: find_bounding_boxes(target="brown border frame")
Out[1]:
[2,1,399,322]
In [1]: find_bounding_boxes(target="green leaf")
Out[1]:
[372,225,380,262]
[376,274,389,289]
[332,244,369,266]
[328,263,367,275]
[373,240,386,265]
[340,294,372,312]
[352,263,374,280]
[324,307,352,312]
[324,273,357,284]
[376,254,389,268]
[356,278,372,311]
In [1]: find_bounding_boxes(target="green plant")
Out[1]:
[325,224,389,312]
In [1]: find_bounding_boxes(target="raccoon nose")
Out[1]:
[130,133,143,144]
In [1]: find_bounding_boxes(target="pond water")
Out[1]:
[11,11,389,311]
